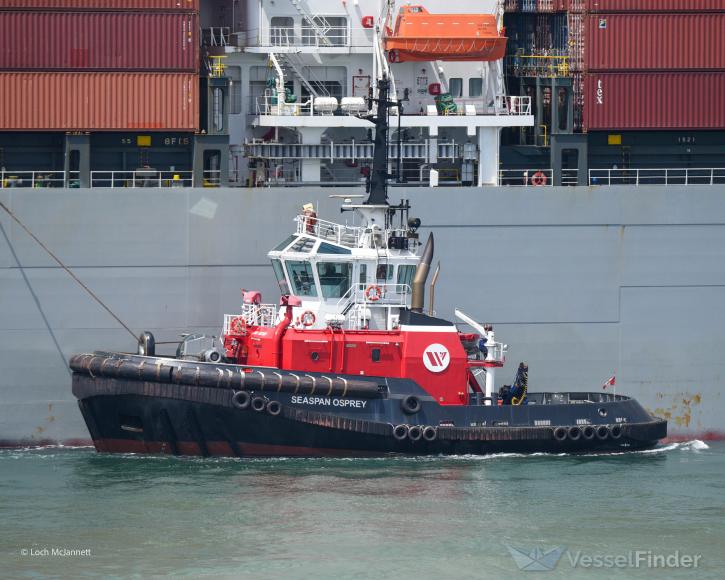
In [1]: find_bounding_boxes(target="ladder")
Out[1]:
[274,52,329,98]
[289,0,333,47]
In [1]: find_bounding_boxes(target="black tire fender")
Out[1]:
[232,390,251,410]
[408,425,423,441]
[422,426,437,442]
[553,426,567,442]
[401,395,421,415]
[251,396,266,412]
[609,424,623,439]
[393,424,409,441]
[567,426,582,441]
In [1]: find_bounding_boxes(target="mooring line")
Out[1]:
[0,200,137,341]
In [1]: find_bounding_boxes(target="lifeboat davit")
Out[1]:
[384,5,508,63]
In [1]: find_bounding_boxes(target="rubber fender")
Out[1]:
[408,425,423,441]
[567,426,582,441]
[232,390,251,410]
[401,395,421,415]
[251,396,266,412]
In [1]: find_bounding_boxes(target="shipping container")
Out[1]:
[0,0,198,11]
[587,13,725,71]
[583,72,725,130]
[0,12,198,71]
[588,0,725,12]
[0,72,199,131]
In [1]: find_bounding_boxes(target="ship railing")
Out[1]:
[255,94,314,116]
[498,169,553,186]
[589,167,725,186]
[562,169,579,186]
[505,54,571,78]
[526,392,628,405]
[295,215,362,247]
[0,170,70,188]
[89,170,194,188]
[337,283,412,330]
[484,342,506,365]
[202,27,232,47]
[495,95,532,116]
[260,25,371,49]
[223,304,278,333]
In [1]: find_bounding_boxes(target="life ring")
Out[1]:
[365,285,383,302]
[231,316,246,335]
[401,395,421,415]
[388,49,400,64]
[300,310,316,327]
[531,171,547,186]
[232,390,251,410]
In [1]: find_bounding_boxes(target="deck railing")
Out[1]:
[589,167,725,186]
[295,214,362,247]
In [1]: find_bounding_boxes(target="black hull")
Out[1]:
[71,353,667,458]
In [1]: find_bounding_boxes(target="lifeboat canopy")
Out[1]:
[384,5,507,63]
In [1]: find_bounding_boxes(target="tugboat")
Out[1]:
[70,78,666,457]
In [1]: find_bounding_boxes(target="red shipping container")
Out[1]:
[0,72,199,131]
[587,13,725,71]
[583,72,725,130]
[0,12,198,71]
[587,0,725,12]
[0,0,198,11]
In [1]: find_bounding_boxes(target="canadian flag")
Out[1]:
[602,375,616,390]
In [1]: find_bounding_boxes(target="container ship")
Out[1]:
[0,0,723,446]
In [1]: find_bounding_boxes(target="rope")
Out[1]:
[0,200,137,341]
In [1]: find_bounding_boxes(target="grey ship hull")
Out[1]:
[1,185,722,445]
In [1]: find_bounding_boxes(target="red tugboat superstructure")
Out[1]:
[70,78,667,457]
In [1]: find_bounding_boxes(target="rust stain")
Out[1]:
[651,391,701,428]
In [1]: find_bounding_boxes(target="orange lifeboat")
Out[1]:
[384,5,507,63]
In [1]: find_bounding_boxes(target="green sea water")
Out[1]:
[1,441,723,579]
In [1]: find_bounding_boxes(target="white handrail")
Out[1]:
[589,168,725,186]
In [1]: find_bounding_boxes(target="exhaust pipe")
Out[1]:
[411,233,434,313]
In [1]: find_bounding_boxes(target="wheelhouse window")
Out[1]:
[271,259,290,295]
[469,78,483,98]
[397,265,416,289]
[376,264,394,282]
[286,261,318,297]
[448,78,463,98]
[359,263,368,285]
[317,262,352,299]
[273,234,297,251]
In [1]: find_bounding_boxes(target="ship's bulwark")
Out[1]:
[0,186,723,444]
